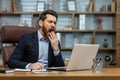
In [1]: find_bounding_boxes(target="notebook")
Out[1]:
[47,44,100,71]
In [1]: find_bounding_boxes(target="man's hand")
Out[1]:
[47,31,59,51]
[29,62,44,70]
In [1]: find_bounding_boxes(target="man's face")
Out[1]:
[39,14,57,37]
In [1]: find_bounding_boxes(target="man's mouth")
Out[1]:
[48,28,55,33]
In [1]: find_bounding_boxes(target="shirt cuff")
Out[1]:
[25,63,31,69]
[54,49,60,56]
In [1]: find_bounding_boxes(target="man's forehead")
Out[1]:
[46,14,56,21]
[46,14,56,18]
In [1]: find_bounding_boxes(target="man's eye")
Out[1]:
[54,22,56,25]
[48,21,52,23]
[48,21,56,25]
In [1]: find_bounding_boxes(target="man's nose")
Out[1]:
[51,23,55,27]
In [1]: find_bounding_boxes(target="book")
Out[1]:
[0,68,14,73]
[88,36,94,44]
[56,33,61,43]
[92,0,95,12]
[100,5,106,12]
[79,14,86,30]
[111,2,115,12]
[87,1,93,12]
[87,0,95,12]
[12,0,18,12]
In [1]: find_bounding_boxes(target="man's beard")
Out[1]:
[42,25,55,38]
[42,26,48,38]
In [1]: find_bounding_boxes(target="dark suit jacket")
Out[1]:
[8,31,65,69]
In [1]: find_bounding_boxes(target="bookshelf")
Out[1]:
[0,0,120,67]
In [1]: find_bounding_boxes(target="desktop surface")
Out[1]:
[0,68,120,80]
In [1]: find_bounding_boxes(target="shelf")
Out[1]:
[75,12,116,15]
[0,12,32,15]
[95,30,116,32]
[104,65,117,68]
[100,48,116,51]
[56,30,93,33]
[0,12,116,15]
[61,48,72,51]
[56,30,116,33]
[61,48,116,51]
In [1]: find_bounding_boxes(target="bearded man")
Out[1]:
[8,10,65,70]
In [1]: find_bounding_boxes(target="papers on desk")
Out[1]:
[14,68,31,72]
[0,68,31,73]
[0,68,58,74]
[0,68,14,73]
[32,69,58,74]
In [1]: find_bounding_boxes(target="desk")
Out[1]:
[0,68,120,80]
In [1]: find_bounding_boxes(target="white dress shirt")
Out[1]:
[25,31,60,69]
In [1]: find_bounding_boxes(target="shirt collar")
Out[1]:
[37,30,48,41]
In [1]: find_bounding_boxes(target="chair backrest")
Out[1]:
[1,26,37,68]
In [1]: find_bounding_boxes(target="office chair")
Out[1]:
[0,26,37,68]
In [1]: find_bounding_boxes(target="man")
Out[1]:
[8,10,65,70]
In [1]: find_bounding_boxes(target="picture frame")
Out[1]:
[37,2,45,12]
[67,0,76,11]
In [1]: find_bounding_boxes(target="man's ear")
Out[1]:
[39,20,43,27]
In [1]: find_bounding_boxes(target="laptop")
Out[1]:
[47,44,100,71]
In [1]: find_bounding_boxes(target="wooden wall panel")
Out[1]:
[116,0,120,12]
[116,11,120,66]
[116,0,120,66]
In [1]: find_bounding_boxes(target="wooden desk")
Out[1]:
[0,68,120,80]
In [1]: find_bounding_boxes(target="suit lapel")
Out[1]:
[48,40,53,66]
[32,31,39,61]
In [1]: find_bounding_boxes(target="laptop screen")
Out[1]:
[66,44,100,71]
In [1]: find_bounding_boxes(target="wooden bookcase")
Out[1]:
[0,0,120,67]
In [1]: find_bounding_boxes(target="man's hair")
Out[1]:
[36,10,58,28]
